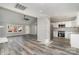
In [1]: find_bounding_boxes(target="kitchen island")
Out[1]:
[70,34,79,48]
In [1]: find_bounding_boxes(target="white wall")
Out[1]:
[0,4,50,37]
[37,16,50,44]
[0,7,37,36]
[0,3,41,17]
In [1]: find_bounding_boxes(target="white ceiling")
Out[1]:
[22,3,79,17]
[1,3,79,17]
[0,3,79,22]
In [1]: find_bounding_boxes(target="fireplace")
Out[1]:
[58,31,65,37]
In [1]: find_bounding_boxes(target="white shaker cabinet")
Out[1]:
[25,25,30,34]
[70,34,79,48]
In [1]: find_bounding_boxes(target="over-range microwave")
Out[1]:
[58,24,65,28]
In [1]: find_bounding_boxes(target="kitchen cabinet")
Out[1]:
[70,34,79,48]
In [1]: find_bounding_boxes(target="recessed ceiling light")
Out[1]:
[40,10,43,13]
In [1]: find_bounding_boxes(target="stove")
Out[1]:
[58,31,65,37]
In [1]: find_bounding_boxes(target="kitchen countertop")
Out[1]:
[0,37,8,43]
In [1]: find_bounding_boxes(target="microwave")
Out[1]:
[58,24,65,28]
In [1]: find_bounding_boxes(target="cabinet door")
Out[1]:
[25,25,30,34]
[71,34,79,48]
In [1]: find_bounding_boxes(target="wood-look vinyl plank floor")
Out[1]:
[50,43,79,54]
[1,36,79,55]
[25,39,72,55]
[16,39,53,55]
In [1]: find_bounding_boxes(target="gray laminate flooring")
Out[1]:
[0,35,79,55]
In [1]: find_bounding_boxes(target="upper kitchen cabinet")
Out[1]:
[52,21,76,28]
[75,14,79,27]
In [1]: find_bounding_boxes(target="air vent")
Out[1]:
[15,3,26,10]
